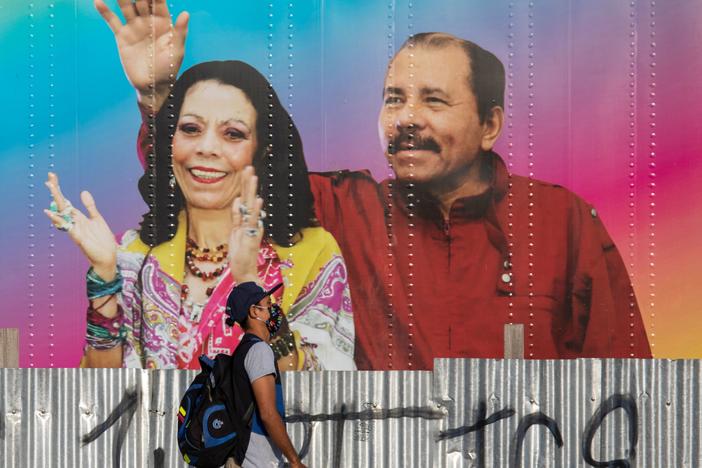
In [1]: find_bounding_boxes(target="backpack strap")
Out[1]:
[230,334,261,428]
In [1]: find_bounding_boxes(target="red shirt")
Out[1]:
[310,152,651,369]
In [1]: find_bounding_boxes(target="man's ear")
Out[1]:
[480,105,504,152]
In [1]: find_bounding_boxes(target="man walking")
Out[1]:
[225,281,307,468]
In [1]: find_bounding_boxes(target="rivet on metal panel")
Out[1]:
[527,1,536,358]
[506,2,516,329]
[405,0,416,370]
[27,0,37,369]
[627,0,638,358]
[647,0,657,356]
[384,0,396,370]
[47,0,57,368]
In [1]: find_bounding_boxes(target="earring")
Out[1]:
[169,176,176,189]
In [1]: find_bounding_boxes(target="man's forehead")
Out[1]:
[383,45,471,92]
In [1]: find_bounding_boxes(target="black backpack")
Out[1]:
[177,335,259,467]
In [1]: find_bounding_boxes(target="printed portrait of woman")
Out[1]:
[45,58,355,370]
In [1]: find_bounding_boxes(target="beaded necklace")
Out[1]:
[181,238,229,322]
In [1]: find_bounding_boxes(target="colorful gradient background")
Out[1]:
[1,0,700,367]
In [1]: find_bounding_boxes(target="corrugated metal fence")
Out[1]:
[1,359,700,467]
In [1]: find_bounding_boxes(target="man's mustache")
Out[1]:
[387,130,441,155]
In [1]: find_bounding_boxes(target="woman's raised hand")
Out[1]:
[44,173,118,281]
[94,0,189,112]
[229,167,264,285]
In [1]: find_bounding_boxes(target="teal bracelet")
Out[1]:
[85,323,126,350]
[86,267,123,300]
[86,322,116,340]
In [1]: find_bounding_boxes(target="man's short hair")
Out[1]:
[398,32,505,123]
[239,315,250,330]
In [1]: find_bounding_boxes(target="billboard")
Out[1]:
[1,0,701,368]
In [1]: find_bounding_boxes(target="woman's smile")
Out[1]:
[188,166,229,184]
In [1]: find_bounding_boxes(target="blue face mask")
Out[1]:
[254,303,283,336]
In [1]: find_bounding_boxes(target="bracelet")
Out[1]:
[86,267,123,300]
[92,294,115,312]
[85,324,125,350]
[85,303,125,350]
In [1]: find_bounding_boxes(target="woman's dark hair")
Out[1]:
[138,60,316,247]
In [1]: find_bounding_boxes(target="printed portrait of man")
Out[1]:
[307,33,651,369]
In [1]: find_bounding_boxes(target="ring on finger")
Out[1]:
[49,199,75,226]
[50,199,73,217]
[56,218,74,232]
[245,227,259,237]
[239,203,250,216]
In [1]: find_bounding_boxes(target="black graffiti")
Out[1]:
[436,401,515,441]
[436,401,516,468]
[81,390,637,466]
[285,405,446,424]
[293,421,314,462]
[332,404,348,468]
[81,388,138,468]
[285,404,445,463]
[153,448,165,468]
[582,394,638,468]
[511,412,563,467]
[431,396,634,467]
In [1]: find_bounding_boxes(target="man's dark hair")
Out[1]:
[138,60,317,247]
[238,316,250,331]
[398,33,505,123]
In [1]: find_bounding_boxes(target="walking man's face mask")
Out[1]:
[253,303,283,335]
